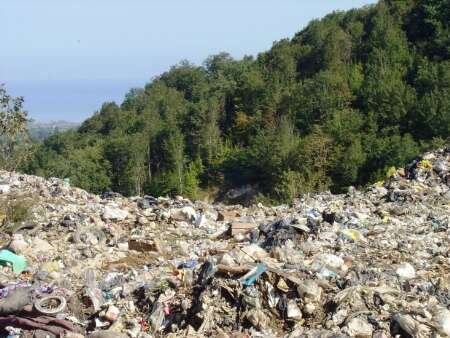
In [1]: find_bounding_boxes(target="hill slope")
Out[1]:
[2,147,450,336]
[24,0,450,202]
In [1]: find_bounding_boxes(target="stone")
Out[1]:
[195,214,207,228]
[431,307,450,336]
[396,262,416,280]
[89,331,128,338]
[30,237,54,253]
[170,206,197,222]
[104,305,120,322]
[102,205,128,221]
[217,210,240,222]
[128,238,162,252]
[9,234,29,254]
[297,280,322,302]
[230,221,257,235]
[0,184,10,194]
[286,300,302,320]
[346,317,373,337]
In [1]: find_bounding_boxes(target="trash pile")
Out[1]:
[0,147,449,337]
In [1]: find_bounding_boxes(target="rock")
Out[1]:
[392,313,424,337]
[226,184,257,200]
[396,262,416,280]
[245,308,269,330]
[64,333,85,338]
[104,305,120,322]
[217,210,240,222]
[30,237,54,253]
[170,206,197,222]
[332,309,348,326]
[0,184,10,193]
[9,234,29,254]
[137,198,151,209]
[431,307,450,336]
[137,216,149,225]
[230,221,257,236]
[235,244,268,263]
[195,214,208,228]
[34,330,56,338]
[286,300,302,320]
[128,237,162,252]
[346,317,373,337]
[372,331,389,338]
[102,205,128,221]
[297,280,322,302]
[89,331,128,338]
[0,287,31,314]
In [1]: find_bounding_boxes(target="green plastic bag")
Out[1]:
[0,250,27,274]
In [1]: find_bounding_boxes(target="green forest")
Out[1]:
[23,0,450,203]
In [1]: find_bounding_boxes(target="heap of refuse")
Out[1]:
[0,147,449,337]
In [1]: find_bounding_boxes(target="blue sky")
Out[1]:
[2,0,376,122]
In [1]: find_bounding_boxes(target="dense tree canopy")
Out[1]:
[23,0,450,203]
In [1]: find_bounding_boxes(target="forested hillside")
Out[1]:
[24,0,450,203]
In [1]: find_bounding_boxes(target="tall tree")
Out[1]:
[0,85,32,171]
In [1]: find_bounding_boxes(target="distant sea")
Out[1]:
[5,79,147,123]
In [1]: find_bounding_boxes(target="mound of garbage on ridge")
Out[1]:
[0,147,449,337]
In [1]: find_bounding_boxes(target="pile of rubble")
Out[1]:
[0,147,449,337]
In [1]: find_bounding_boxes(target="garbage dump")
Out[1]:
[0,147,449,337]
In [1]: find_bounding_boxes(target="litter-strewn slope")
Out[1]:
[1,147,450,337]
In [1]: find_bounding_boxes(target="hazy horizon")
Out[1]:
[2,0,376,123]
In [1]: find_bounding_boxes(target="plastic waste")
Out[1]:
[5,326,21,338]
[429,216,448,232]
[277,278,289,293]
[149,301,165,332]
[242,286,261,309]
[83,268,104,312]
[0,148,448,336]
[178,259,198,269]
[0,282,31,299]
[340,228,365,242]
[196,259,217,287]
[239,263,267,286]
[312,253,345,277]
[266,282,280,308]
[0,250,27,274]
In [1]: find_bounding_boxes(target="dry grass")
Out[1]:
[0,193,37,232]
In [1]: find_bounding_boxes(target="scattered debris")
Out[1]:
[0,147,449,336]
